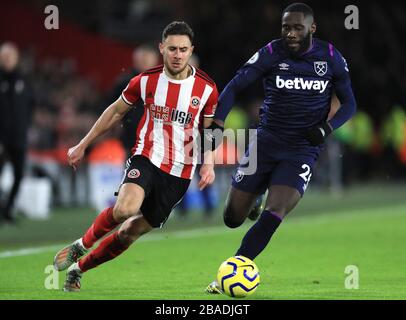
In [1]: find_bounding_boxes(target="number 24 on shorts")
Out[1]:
[299,164,312,192]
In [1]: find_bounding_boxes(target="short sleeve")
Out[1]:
[202,85,219,118]
[121,75,141,105]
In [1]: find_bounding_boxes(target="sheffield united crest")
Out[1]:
[127,169,140,179]
[190,96,200,109]
[314,61,328,76]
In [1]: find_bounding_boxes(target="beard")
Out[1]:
[283,32,312,57]
[165,60,189,77]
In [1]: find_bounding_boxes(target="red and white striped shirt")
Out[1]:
[121,65,218,180]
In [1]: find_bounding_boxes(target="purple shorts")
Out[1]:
[231,130,320,196]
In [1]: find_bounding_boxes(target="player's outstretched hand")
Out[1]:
[305,122,333,146]
[67,144,85,170]
[198,164,215,190]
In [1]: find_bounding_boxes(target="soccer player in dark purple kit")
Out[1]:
[207,3,356,293]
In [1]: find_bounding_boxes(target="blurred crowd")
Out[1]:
[29,56,100,156]
[24,41,406,183]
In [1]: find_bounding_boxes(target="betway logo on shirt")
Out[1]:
[276,75,329,93]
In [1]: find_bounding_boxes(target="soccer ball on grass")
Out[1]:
[216,255,260,298]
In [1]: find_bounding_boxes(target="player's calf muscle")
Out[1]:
[117,215,152,245]
[264,205,286,218]
[264,199,299,219]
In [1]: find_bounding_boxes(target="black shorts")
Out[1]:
[121,155,190,228]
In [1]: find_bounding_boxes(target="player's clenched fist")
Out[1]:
[67,144,85,170]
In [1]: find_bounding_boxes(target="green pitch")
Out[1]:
[0,183,406,300]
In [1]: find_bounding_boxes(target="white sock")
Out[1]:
[69,262,83,273]
[75,238,87,250]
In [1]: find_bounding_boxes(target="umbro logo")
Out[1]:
[278,63,290,70]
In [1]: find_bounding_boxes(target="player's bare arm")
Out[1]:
[199,117,216,190]
[213,118,224,128]
[67,97,132,170]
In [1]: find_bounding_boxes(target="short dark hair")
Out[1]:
[282,3,314,19]
[162,21,194,43]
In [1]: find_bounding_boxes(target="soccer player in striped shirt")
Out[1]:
[53,21,220,292]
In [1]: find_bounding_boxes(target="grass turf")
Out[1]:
[0,183,405,299]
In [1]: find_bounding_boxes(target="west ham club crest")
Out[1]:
[314,61,328,76]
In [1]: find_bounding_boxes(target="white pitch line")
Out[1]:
[0,245,63,259]
[0,225,230,259]
[1,204,404,259]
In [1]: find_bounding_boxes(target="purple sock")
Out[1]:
[235,210,282,260]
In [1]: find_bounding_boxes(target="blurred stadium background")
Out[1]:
[1,0,406,299]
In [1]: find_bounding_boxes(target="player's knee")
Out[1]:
[223,211,244,229]
[224,217,244,228]
[223,204,246,228]
[113,203,140,222]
